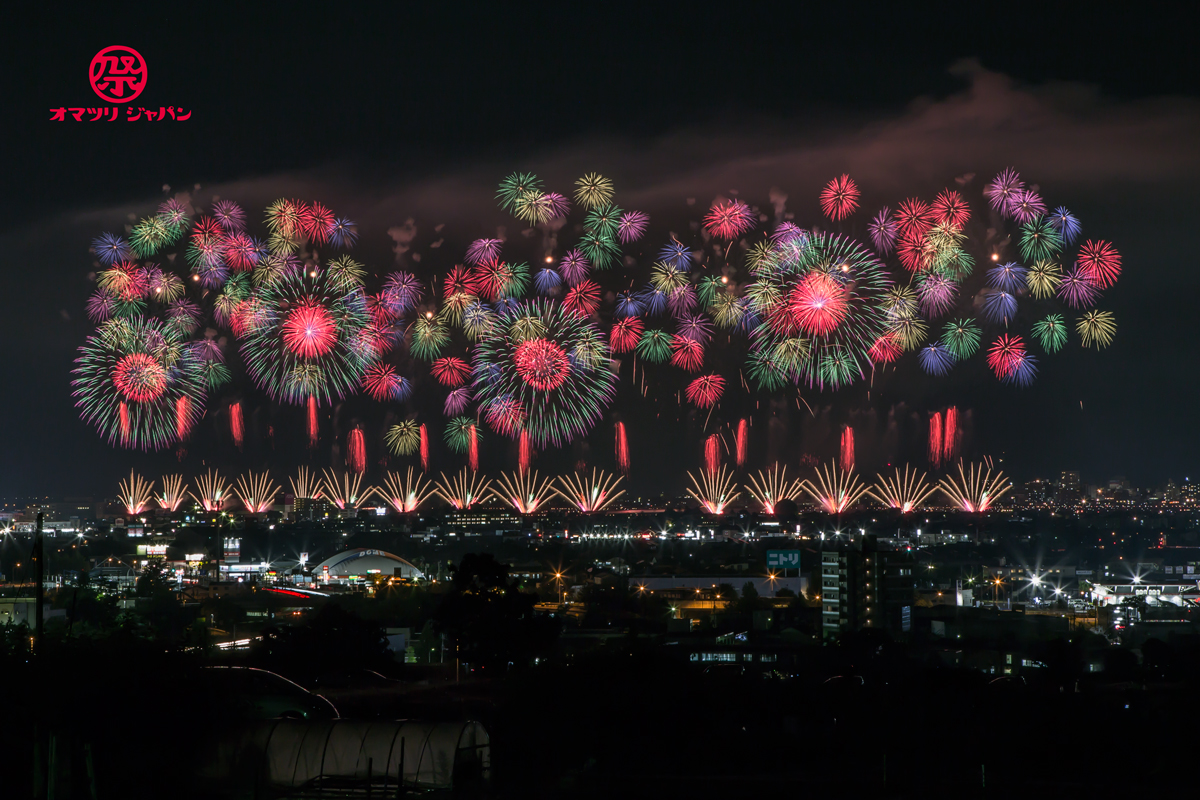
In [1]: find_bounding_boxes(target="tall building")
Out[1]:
[1059,471,1081,492]
[819,536,914,642]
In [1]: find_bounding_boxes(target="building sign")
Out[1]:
[766,550,801,568]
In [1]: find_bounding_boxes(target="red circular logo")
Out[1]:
[89,46,148,103]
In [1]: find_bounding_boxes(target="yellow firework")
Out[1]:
[118,470,153,516]
[801,462,868,514]
[686,467,741,515]
[435,468,494,510]
[868,465,936,513]
[746,464,802,514]
[554,469,625,513]
[493,470,555,514]
[937,461,1011,512]
[372,468,436,513]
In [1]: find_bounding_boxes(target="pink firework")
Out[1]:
[703,199,756,240]
[484,397,527,439]
[564,280,601,317]
[896,198,935,238]
[704,434,721,473]
[820,174,861,221]
[788,272,849,335]
[1008,189,1046,225]
[230,401,244,450]
[610,317,644,353]
[465,238,503,266]
[282,300,337,357]
[840,427,855,472]
[928,412,943,467]
[432,356,471,387]
[984,168,1024,213]
[685,374,725,408]
[615,421,630,474]
[932,189,970,228]
[1077,240,1121,288]
[558,249,590,286]
[347,427,367,474]
[544,193,570,219]
[868,208,898,255]
[736,419,748,468]
[665,285,697,317]
[1057,266,1101,308]
[444,387,472,416]
[617,211,649,243]
[986,334,1026,379]
[514,338,571,391]
[670,336,705,371]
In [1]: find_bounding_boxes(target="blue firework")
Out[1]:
[986,262,1028,293]
[981,290,1018,324]
[92,233,132,266]
[658,241,692,270]
[534,267,563,294]
[918,343,956,375]
[613,291,645,318]
[1003,352,1038,387]
[1048,206,1081,245]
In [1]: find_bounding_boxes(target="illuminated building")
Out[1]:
[820,536,914,641]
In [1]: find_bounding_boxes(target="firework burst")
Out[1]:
[746,464,801,515]
[492,470,555,514]
[435,467,493,510]
[555,468,625,512]
[938,461,1011,512]
[373,468,435,513]
[801,462,867,514]
[235,471,279,514]
[868,466,935,513]
[686,467,741,515]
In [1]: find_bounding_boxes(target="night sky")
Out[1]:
[5,7,1198,497]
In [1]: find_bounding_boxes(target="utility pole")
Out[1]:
[33,512,44,654]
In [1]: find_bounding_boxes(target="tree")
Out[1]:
[432,553,560,673]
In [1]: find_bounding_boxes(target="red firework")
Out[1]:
[736,419,748,468]
[928,412,944,467]
[931,189,970,228]
[519,429,533,472]
[444,264,481,298]
[1077,240,1121,288]
[615,422,629,474]
[789,272,849,335]
[112,352,167,402]
[669,336,705,371]
[307,395,318,448]
[840,427,855,472]
[223,232,257,271]
[230,401,244,450]
[347,427,366,474]
[610,317,643,353]
[943,406,960,462]
[868,333,902,364]
[819,174,861,221]
[474,259,517,301]
[282,300,337,357]
[419,424,429,471]
[362,364,404,401]
[119,401,130,445]
[485,396,526,436]
[705,434,721,473]
[432,356,471,387]
[685,374,725,407]
[564,280,601,317]
[895,228,927,272]
[106,262,150,301]
[703,199,756,240]
[896,198,935,238]
[468,425,479,471]
[987,334,1026,379]
[176,395,192,441]
[301,202,335,244]
[514,338,571,391]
